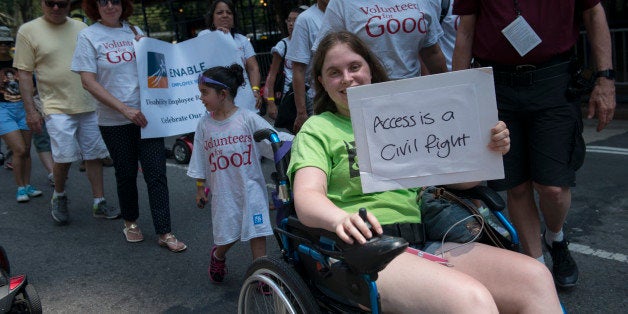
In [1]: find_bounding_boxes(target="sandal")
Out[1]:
[123,224,144,243]
[159,234,187,252]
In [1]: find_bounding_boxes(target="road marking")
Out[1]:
[586,146,628,156]
[569,243,627,263]
[167,163,188,170]
[167,162,628,265]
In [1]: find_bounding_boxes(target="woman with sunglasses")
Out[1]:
[198,0,262,113]
[71,0,187,252]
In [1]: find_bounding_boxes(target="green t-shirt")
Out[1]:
[288,111,421,225]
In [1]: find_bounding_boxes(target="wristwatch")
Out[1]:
[595,69,616,80]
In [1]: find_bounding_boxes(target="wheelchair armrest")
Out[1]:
[447,185,505,211]
[286,216,408,275]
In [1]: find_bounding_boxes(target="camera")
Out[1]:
[565,67,596,101]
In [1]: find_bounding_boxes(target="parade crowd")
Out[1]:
[0,0,616,312]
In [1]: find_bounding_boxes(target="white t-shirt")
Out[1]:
[314,0,443,79]
[71,22,144,126]
[187,108,274,244]
[285,4,325,89]
[270,37,294,94]
[198,30,258,112]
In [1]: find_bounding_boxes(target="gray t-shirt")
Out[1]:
[270,37,294,94]
[432,0,458,71]
[187,108,274,244]
[285,4,325,90]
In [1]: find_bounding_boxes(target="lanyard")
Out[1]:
[513,0,521,16]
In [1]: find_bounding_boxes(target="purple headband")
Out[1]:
[198,74,229,89]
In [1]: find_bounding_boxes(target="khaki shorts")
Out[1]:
[45,112,109,163]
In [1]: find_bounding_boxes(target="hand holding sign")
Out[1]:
[348,68,504,193]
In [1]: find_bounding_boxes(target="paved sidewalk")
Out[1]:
[582,117,628,143]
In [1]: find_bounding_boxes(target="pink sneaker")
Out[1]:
[208,246,227,283]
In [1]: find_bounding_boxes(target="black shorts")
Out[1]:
[488,69,585,191]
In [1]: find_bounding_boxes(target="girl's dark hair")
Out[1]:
[82,0,134,22]
[200,63,246,98]
[291,5,308,15]
[281,5,307,37]
[205,0,238,37]
[311,31,389,115]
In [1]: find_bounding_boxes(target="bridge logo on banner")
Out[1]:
[147,51,168,88]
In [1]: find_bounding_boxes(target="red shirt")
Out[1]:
[453,0,599,64]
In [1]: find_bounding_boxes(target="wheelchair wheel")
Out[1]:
[238,256,320,314]
[172,140,191,164]
[11,284,42,313]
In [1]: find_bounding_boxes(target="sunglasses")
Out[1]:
[44,0,69,8]
[0,42,12,47]
[97,0,122,6]
[198,75,229,89]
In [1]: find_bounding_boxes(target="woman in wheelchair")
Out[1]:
[287,31,562,313]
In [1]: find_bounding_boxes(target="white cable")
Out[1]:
[437,213,485,259]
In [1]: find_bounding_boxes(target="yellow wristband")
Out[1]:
[267,97,275,101]
[252,86,260,91]
[196,181,204,187]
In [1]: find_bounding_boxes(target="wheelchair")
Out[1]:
[238,129,520,314]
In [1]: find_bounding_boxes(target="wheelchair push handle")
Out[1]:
[253,128,280,143]
[253,128,289,188]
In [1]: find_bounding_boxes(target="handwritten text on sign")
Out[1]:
[348,68,503,193]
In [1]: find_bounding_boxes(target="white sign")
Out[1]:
[347,68,504,193]
[134,31,256,138]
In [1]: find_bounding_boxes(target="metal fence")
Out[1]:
[578,28,627,86]
[256,52,274,84]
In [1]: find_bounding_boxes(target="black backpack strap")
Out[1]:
[280,39,287,60]
[440,0,450,24]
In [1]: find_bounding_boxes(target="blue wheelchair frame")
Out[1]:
[239,129,521,313]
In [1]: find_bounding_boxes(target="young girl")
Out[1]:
[187,64,273,283]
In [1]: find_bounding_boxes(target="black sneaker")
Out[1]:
[545,237,579,289]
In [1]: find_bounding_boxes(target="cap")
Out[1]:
[0,26,14,43]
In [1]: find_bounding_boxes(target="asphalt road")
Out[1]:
[0,118,626,313]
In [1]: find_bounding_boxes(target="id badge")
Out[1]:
[501,15,542,57]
